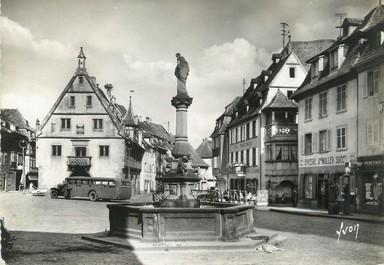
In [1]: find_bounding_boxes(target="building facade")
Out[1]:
[225,40,333,204]
[352,5,384,215]
[1,109,37,191]
[291,5,384,214]
[210,97,240,191]
[195,138,215,190]
[139,117,173,194]
[36,48,144,189]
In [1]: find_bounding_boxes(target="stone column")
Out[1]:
[171,95,193,158]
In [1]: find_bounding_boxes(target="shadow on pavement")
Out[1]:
[254,209,384,246]
[2,230,143,265]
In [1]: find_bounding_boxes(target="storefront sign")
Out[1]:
[230,140,255,151]
[299,155,348,167]
[355,155,384,168]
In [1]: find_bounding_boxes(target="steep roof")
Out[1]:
[195,138,212,158]
[0,109,32,130]
[284,40,335,71]
[138,120,172,142]
[292,4,384,100]
[38,52,125,135]
[355,4,384,33]
[264,90,298,109]
[210,96,241,138]
[122,99,137,126]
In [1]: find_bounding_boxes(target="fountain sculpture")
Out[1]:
[107,53,255,242]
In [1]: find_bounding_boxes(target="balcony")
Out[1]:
[265,123,297,141]
[67,156,92,167]
[227,163,247,176]
[27,167,39,174]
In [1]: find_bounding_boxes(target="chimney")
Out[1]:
[35,119,40,133]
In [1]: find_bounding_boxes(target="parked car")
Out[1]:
[31,188,49,196]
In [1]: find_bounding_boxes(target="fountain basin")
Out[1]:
[107,203,255,242]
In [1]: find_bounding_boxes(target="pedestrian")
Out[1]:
[378,191,384,216]
[293,187,298,207]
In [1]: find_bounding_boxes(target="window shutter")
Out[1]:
[300,135,304,154]
[256,119,259,137]
[363,72,368,98]
[373,120,379,144]
[256,147,259,166]
[327,129,332,151]
[313,132,318,153]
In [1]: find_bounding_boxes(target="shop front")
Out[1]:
[298,153,357,212]
[354,155,384,215]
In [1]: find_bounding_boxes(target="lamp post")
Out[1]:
[126,139,134,180]
[19,139,28,191]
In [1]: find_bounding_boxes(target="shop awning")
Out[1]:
[27,175,38,181]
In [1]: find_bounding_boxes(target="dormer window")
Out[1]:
[330,50,338,70]
[376,31,384,46]
[311,61,319,79]
[318,56,324,72]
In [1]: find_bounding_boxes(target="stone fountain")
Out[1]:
[107,53,255,242]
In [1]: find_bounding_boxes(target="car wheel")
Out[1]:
[50,190,58,199]
[89,191,98,202]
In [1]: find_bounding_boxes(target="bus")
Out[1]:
[50,176,132,201]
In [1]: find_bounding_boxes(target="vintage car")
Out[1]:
[49,182,70,199]
[31,188,49,196]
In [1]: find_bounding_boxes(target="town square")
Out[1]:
[1,0,384,264]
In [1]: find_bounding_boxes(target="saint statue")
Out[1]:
[174,53,189,96]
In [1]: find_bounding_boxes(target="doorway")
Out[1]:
[318,178,329,209]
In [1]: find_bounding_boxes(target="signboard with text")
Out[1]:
[299,153,356,168]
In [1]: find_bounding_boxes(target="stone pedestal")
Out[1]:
[153,94,201,208]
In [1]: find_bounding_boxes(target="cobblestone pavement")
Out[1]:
[1,192,383,265]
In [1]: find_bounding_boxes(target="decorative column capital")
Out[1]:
[171,94,193,108]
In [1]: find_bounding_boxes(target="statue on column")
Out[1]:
[175,53,189,96]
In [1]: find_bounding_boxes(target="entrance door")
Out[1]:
[75,147,87,157]
[318,179,329,209]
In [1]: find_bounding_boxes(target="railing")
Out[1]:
[228,164,247,174]
[265,123,297,137]
[67,156,92,166]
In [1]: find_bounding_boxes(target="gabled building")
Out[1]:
[195,138,214,190]
[291,4,384,214]
[138,116,173,194]
[1,109,37,191]
[226,40,334,204]
[210,97,240,191]
[36,48,144,189]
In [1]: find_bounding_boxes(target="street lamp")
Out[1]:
[126,139,134,180]
[19,139,28,191]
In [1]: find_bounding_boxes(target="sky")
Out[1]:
[0,0,378,148]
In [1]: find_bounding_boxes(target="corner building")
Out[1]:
[292,5,384,214]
